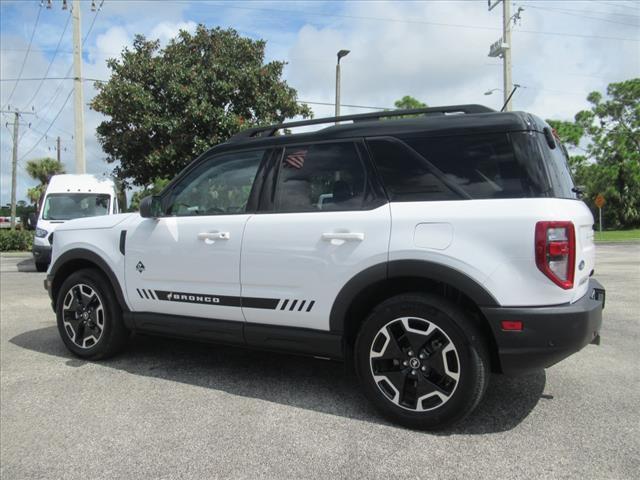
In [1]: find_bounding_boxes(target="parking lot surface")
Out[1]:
[1,244,639,479]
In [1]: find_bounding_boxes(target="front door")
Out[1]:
[125,148,268,322]
[241,140,391,331]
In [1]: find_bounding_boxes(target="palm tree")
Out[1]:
[26,157,65,185]
[25,157,65,207]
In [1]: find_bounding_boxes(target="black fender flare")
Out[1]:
[49,248,130,313]
[329,259,499,333]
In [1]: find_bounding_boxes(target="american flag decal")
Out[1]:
[284,149,307,169]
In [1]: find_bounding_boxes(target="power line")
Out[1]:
[598,1,640,12]
[21,13,72,111]
[18,88,74,163]
[518,1,640,18]
[2,3,43,110]
[522,3,639,27]
[20,1,104,157]
[300,100,390,110]
[0,77,106,82]
[184,2,640,42]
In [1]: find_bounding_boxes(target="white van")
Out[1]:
[32,174,119,271]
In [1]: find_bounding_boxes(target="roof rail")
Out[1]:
[229,104,495,141]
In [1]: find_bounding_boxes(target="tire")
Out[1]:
[35,261,48,272]
[55,268,129,360]
[355,293,490,430]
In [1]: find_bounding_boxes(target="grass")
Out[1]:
[594,229,640,242]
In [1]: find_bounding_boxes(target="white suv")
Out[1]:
[44,105,605,430]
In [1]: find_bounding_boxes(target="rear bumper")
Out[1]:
[481,279,605,375]
[32,244,51,264]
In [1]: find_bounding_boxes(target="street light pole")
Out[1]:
[335,49,350,122]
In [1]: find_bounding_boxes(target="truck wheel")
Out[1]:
[35,262,48,272]
[355,293,490,430]
[55,268,129,360]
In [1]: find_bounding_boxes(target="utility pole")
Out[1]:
[502,0,512,112]
[2,109,35,230]
[488,1,522,112]
[72,0,85,173]
[57,136,61,163]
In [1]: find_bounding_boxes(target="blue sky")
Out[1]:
[1,0,639,204]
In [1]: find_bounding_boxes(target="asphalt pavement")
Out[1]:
[1,244,639,479]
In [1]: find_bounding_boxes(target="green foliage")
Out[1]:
[394,96,427,110]
[0,230,33,251]
[129,178,171,211]
[24,157,65,206]
[547,78,640,229]
[25,157,65,185]
[546,119,584,147]
[91,25,311,187]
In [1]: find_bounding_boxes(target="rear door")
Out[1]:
[124,148,268,321]
[240,140,391,331]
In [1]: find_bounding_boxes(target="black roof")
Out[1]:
[210,104,547,155]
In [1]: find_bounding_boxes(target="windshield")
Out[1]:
[42,193,111,220]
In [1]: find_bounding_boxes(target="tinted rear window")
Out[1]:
[368,133,550,201]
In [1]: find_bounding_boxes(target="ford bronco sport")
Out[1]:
[45,105,605,430]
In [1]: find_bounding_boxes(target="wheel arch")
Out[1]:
[49,249,130,316]
[330,260,502,371]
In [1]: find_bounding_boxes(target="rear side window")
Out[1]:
[404,133,547,199]
[275,142,366,212]
[368,133,549,201]
[367,138,460,201]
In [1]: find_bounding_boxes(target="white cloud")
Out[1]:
[149,21,198,46]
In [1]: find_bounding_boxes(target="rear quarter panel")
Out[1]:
[389,198,595,307]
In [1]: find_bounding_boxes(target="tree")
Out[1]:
[547,79,640,229]
[394,95,427,110]
[575,79,640,229]
[25,157,65,207]
[25,157,65,185]
[91,25,311,187]
[546,119,584,147]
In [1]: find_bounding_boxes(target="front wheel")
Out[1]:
[55,268,129,359]
[355,293,490,430]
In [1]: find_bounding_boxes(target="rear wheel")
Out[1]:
[56,269,129,359]
[35,261,48,272]
[355,293,489,430]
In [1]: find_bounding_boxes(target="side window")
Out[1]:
[275,142,366,212]
[166,150,265,216]
[405,133,547,199]
[367,138,460,202]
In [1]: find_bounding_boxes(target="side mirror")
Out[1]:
[139,195,162,218]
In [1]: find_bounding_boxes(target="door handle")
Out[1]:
[198,231,230,242]
[321,232,365,242]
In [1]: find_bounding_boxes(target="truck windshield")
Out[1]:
[42,193,111,220]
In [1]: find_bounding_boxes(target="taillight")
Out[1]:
[535,221,575,289]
